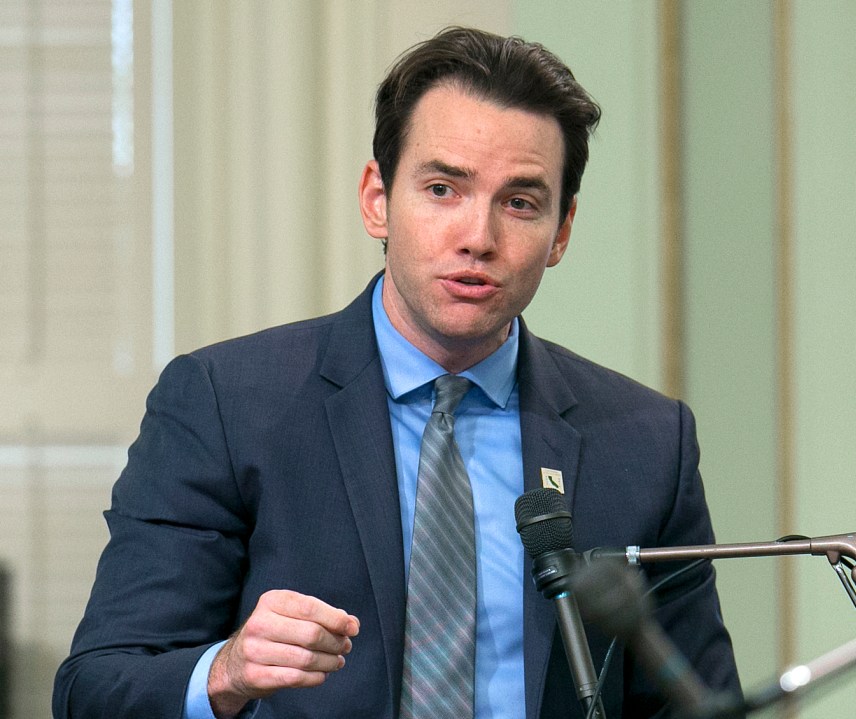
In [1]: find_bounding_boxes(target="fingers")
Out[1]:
[262,589,360,642]
[239,595,355,669]
[207,590,360,718]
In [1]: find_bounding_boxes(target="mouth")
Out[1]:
[446,272,496,288]
[441,272,499,299]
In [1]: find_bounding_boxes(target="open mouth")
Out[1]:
[443,275,498,299]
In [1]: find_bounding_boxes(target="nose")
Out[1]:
[457,202,498,258]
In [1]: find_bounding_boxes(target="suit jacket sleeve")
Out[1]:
[55,280,403,719]
[53,353,253,718]
[621,400,742,718]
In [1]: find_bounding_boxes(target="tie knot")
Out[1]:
[432,374,472,416]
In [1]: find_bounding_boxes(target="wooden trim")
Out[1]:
[659,0,684,399]
[773,1,797,689]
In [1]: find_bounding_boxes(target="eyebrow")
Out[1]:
[415,160,554,204]
[505,176,552,201]
[415,159,473,180]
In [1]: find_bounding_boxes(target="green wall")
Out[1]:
[515,3,856,716]
[791,4,856,718]
[515,1,663,390]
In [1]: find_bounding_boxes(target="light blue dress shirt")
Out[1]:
[184,276,525,719]
[372,277,525,719]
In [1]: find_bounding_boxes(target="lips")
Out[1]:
[445,271,497,287]
[441,272,499,299]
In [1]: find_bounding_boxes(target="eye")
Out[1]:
[429,184,451,197]
[508,197,534,211]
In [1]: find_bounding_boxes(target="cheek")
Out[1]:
[514,239,558,275]
[386,211,429,254]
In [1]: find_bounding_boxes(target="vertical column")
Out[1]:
[681,0,780,691]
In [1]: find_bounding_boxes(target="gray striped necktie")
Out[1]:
[400,374,476,719]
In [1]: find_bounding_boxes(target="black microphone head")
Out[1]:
[514,488,574,557]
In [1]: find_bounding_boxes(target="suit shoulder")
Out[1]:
[189,313,337,363]
[147,313,350,403]
[185,278,378,373]
[536,336,680,413]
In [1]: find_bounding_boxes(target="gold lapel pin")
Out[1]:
[540,468,564,494]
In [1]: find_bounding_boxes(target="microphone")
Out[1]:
[514,488,606,719]
[569,559,737,719]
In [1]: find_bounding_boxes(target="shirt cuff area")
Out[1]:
[183,641,260,719]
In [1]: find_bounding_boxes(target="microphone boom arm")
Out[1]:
[597,533,856,610]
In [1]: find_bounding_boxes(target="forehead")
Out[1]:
[400,84,565,186]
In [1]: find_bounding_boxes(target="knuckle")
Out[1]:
[242,613,265,639]
[285,645,316,670]
[243,664,275,692]
[304,623,327,646]
[240,634,264,663]
[292,592,317,618]
[257,590,276,609]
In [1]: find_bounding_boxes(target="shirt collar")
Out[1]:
[371,274,518,408]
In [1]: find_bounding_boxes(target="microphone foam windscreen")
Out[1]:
[514,488,574,557]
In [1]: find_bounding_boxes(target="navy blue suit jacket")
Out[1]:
[54,275,740,718]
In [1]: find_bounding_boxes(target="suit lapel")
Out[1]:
[517,324,582,719]
[320,277,405,715]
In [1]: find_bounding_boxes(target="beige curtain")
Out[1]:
[172,0,510,352]
[0,4,509,717]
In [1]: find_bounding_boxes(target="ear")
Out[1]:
[547,195,577,267]
[358,160,389,239]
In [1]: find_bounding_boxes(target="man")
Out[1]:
[54,27,741,719]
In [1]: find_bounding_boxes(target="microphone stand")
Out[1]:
[690,634,856,718]
[588,532,856,609]
[741,635,856,715]
[518,484,856,716]
[571,553,856,719]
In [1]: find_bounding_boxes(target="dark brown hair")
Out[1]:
[373,27,601,220]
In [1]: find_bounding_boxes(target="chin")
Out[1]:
[437,322,507,347]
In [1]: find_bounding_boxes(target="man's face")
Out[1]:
[359,84,574,371]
